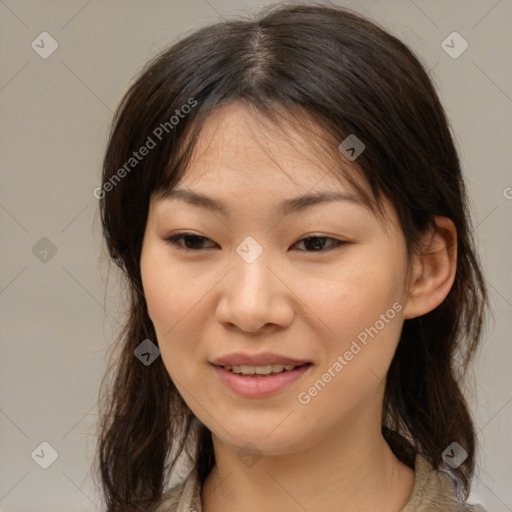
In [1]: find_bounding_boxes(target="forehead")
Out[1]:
[151,102,397,233]
[178,101,360,194]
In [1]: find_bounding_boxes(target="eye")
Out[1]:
[165,234,217,251]
[164,233,346,253]
[292,236,345,252]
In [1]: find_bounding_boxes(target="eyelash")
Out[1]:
[164,233,347,253]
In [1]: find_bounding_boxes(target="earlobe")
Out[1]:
[402,216,457,320]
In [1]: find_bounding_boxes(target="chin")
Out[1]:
[210,424,311,457]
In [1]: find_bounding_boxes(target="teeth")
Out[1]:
[224,364,299,375]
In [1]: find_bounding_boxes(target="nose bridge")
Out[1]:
[216,235,291,332]
[232,235,273,300]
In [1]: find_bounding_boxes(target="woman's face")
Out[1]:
[140,102,414,455]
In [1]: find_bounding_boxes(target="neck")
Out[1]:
[201,417,415,512]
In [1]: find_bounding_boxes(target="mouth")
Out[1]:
[211,361,312,398]
[220,363,310,376]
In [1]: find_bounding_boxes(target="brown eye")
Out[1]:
[165,234,217,251]
[293,236,345,252]
[164,234,346,253]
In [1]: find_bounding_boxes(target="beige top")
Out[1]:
[155,453,487,512]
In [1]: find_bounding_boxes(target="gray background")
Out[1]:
[1,0,511,510]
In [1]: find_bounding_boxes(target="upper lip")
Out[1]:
[211,352,310,367]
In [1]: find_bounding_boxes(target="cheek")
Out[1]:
[302,258,406,387]
[304,263,402,339]
[144,274,195,348]
[142,256,198,329]
[141,259,212,385]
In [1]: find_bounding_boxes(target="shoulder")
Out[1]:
[154,467,202,512]
[402,453,488,512]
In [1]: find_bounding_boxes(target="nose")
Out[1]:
[215,250,295,334]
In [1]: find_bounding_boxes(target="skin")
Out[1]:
[140,101,457,512]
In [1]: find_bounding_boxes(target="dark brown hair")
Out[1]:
[96,3,488,510]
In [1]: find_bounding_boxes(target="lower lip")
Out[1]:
[212,364,311,398]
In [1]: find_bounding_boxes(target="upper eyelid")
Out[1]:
[166,233,341,241]
[165,233,345,250]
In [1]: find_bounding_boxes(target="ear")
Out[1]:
[402,216,457,320]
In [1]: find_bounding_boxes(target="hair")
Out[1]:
[95,2,489,511]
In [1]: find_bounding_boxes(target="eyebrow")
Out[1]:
[158,187,368,217]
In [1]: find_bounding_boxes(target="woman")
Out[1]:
[96,3,489,511]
